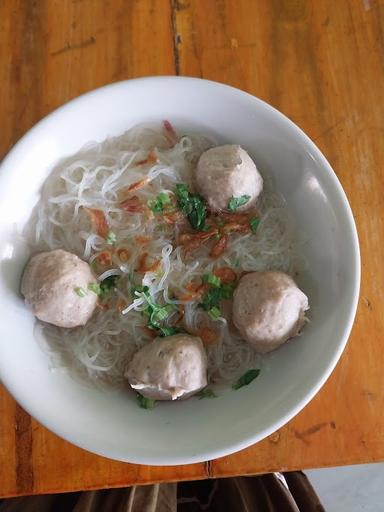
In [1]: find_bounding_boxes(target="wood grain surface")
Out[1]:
[1,0,383,498]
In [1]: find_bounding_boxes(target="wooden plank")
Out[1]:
[0,0,176,159]
[29,405,205,497]
[173,0,384,476]
[1,0,384,498]
[1,386,206,498]
[0,0,203,498]
[0,391,17,496]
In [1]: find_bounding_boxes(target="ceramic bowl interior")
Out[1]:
[0,77,360,464]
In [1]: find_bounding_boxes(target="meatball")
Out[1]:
[233,271,309,353]
[21,249,98,328]
[195,145,263,212]
[125,334,208,400]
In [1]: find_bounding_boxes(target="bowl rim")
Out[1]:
[0,76,361,465]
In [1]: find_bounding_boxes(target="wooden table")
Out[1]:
[0,0,383,499]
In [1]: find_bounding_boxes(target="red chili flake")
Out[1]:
[163,211,185,224]
[197,327,219,345]
[221,221,251,235]
[97,251,112,266]
[84,207,109,238]
[210,235,228,258]
[163,120,179,145]
[135,150,158,166]
[117,248,131,262]
[141,326,158,338]
[97,302,109,311]
[136,252,161,273]
[126,177,150,192]
[214,267,237,283]
[134,235,152,246]
[117,299,127,313]
[120,196,145,213]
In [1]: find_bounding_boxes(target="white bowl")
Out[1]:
[0,77,360,465]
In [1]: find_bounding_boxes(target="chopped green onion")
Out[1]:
[175,183,207,231]
[208,306,221,320]
[74,287,87,297]
[199,287,222,311]
[158,326,182,337]
[132,285,179,334]
[142,307,152,320]
[159,191,171,203]
[136,393,155,409]
[99,275,119,298]
[150,305,173,327]
[196,388,217,399]
[228,195,251,213]
[232,369,260,390]
[202,273,221,288]
[132,284,149,297]
[199,275,237,313]
[249,217,260,233]
[148,201,161,213]
[88,282,101,295]
[220,283,236,299]
[148,192,171,213]
[106,231,117,245]
[175,183,189,200]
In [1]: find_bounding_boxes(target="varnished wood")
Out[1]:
[1,0,383,498]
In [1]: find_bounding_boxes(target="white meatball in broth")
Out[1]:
[125,334,208,400]
[21,249,98,328]
[195,145,263,212]
[233,271,309,353]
